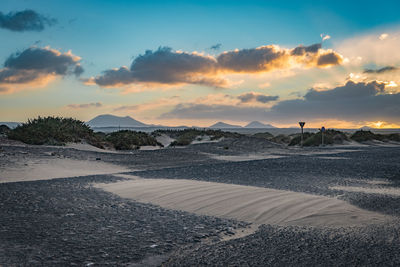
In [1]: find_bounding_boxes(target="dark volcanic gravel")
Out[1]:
[2,139,400,266]
[166,223,400,266]
[0,175,247,266]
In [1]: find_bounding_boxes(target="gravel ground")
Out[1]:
[2,138,400,266]
[0,175,248,266]
[166,223,400,266]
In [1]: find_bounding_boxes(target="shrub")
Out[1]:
[0,124,11,135]
[288,132,314,146]
[350,130,384,142]
[351,130,400,142]
[106,130,162,150]
[289,129,349,146]
[385,133,400,142]
[271,134,292,144]
[252,132,273,140]
[7,116,103,147]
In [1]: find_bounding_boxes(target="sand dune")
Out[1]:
[97,177,389,227]
[0,158,129,183]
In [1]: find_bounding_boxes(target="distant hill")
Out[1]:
[245,121,276,128]
[209,122,242,129]
[359,126,373,130]
[87,114,148,128]
[0,122,21,129]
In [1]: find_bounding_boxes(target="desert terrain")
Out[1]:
[1,135,400,266]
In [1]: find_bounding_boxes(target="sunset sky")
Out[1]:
[1,0,400,128]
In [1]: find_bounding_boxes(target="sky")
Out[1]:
[1,0,400,128]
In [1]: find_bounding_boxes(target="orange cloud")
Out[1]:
[88,44,343,90]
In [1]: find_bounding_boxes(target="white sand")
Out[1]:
[65,143,114,153]
[330,185,400,197]
[96,178,388,227]
[0,158,130,183]
[317,156,349,160]
[346,179,392,185]
[139,146,163,151]
[156,134,175,147]
[191,135,222,145]
[208,154,285,162]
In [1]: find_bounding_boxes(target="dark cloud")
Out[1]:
[269,81,398,122]
[0,47,83,93]
[160,81,400,124]
[217,45,288,72]
[5,47,83,75]
[364,66,398,74]
[73,65,84,76]
[209,43,222,50]
[0,9,56,32]
[291,43,321,56]
[237,92,279,103]
[67,102,102,109]
[317,52,342,66]
[92,47,223,87]
[91,44,342,88]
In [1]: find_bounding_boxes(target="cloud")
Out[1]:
[89,47,224,88]
[269,80,398,122]
[0,9,56,32]
[113,96,181,112]
[321,34,331,41]
[291,43,321,56]
[66,102,102,109]
[316,52,342,66]
[160,81,400,124]
[0,47,83,93]
[237,92,279,103]
[217,45,290,72]
[379,33,389,40]
[336,30,400,66]
[364,66,398,74]
[209,43,222,50]
[89,44,343,89]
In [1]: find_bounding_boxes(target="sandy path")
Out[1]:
[0,158,130,183]
[96,177,388,227]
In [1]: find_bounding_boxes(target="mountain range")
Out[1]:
[87,114,148,128]
[87,115,277,129]
[244,121,276,128]
[209,122,242,129]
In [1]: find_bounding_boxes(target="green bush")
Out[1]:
[288,132,314,146]
[7,116,103,147]
[289,129,348,146]
[350,130,400,142]
[252,132,273,139]
[350,130,384,142]
[270,134,292,144]
[0,124,11,135]
[385,133,400,142]
[106,130,162,150]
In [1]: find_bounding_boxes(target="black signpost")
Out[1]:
[321,126,325,146]
[299,122,305,147]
